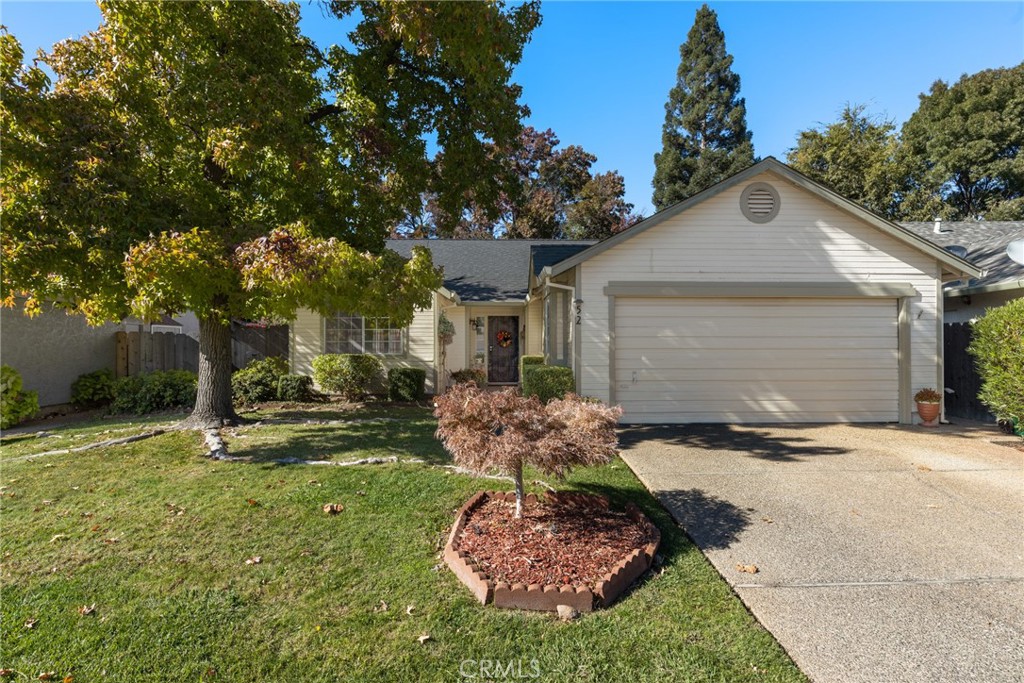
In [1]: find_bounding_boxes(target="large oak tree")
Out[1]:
[1,0,539,427]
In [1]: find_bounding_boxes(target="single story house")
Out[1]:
[290,157,981,425]
[899,221,1023,323]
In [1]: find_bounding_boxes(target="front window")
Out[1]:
[325,313,404,355]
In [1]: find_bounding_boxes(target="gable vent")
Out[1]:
[740,182,781,223]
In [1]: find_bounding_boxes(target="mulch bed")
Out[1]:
[455,496,658,589]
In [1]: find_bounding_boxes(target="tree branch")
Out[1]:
[305,103,344,126]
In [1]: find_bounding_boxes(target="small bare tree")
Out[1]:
[434,384,622,517]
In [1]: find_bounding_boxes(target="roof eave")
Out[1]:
[945,279,1024,297]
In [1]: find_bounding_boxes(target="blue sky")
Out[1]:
[3,1,1022,215]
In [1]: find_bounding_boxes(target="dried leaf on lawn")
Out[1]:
[417,634,431,644]
[405,605,415,615]
[322,503,344,515]
[373,600,388,612]
[245,556,262,565]
[24,618,38,629]
[78,603,96,616]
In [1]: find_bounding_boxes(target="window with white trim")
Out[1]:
[324,313,404,355]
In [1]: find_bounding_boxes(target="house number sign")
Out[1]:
[575,301,583,325]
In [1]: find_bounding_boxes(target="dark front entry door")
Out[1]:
[487,316,520,384]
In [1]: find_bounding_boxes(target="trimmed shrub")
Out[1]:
[522,364,575,404]
[450,368,486,386]
[388,368,427,402]
[1,365,39,429]
[231,356,289,406]
[71,368,116,407]
[519,354,544,378]
[969,298,1024,434]
[312,354,384,400]
[277,374,315,402]
[110,370,197,415]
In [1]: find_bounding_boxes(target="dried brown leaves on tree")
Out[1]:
[433,384,622,517]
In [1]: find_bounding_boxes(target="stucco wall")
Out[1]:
[1,305,118,407]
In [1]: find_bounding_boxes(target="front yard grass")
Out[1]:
[1,405,805,682]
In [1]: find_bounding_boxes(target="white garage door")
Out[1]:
[615,297,899,423]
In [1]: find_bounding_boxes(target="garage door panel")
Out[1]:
[615,297,898,424]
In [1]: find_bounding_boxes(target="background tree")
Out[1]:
[900,64,1024,220]
[652,3,754,210]
[434,384,622,518]
[787,104,908,219]
[1,0,540,427]
[395,126,640,239]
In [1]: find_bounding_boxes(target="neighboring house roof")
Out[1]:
[900,221,1024,296]
[385,239,595,302]
[542,157,982,280]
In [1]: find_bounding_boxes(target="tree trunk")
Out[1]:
[513,461,525,519]
[182,314,240,429]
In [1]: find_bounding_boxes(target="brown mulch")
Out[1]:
[455,496,657,589]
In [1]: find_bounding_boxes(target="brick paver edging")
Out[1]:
[443,490,660,612]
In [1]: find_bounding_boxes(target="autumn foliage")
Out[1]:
[434,384,622,517]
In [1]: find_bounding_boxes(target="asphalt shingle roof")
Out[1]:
[385,239,595,302]
[899,221,1024,291]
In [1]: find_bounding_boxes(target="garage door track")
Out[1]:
[619,423,1024,683]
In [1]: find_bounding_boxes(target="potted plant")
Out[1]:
[914,388,942,427]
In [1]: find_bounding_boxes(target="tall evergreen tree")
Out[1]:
[652,4,754,210]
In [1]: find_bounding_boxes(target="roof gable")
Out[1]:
[544,158,982,280]
[386,239,594,302]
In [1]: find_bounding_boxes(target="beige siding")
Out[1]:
[290,298,438,392]
[437,296,465,391]
[526,297,543,356]
[580,170,941,420]
[290,308,322,377]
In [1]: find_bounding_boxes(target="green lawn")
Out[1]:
[1,405,805,682]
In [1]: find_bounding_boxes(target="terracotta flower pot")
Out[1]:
[916,401,940,427]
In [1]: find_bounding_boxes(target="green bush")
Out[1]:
[519,355,544,379]
[1,365,39,429]
[388,368,427,402]
[110,370,198,415]
[231,356,289,406]
[312,354,384,400]
[71,368,116,407]
[521,364,575,404]
[277,374,316,402]
[450,368,486,386]
[969,298,1024,434]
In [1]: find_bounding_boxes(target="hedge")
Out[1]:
[231,356,289,406]
[1,365,39,429]
[110,370,197,415]
[969,298,1024,434]
[519,355,544,379]
[277,374,316,402]
[388,368,427,402]
[71,368,116,407]
[312,354,384,400]
[521,364,574,404]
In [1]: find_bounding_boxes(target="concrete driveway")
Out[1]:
[619,423,1024,683]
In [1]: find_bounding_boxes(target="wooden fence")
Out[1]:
[115,331,199,377]
[115,325,289,377]
[943,322,992,422]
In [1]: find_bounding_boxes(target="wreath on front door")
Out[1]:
[495,330,513,348]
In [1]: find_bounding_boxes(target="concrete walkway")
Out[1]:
[619,422,1024,683]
